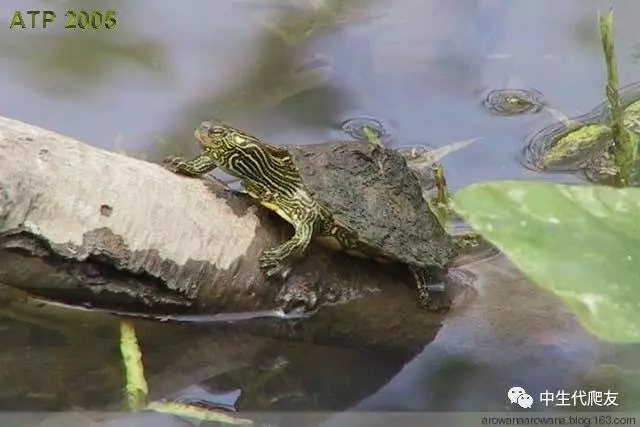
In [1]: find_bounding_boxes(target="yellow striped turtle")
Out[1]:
[163,121,459,312]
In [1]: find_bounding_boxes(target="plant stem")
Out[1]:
[120,321,149,410]
[433,164,449,225]
[599,9,638,187]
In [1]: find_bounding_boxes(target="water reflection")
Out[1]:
[0,289,416,412]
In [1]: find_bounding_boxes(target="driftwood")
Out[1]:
[0,116,476,355]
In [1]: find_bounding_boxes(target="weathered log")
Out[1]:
[0,116,476,354]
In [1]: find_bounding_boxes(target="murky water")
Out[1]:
[1,0,640,418]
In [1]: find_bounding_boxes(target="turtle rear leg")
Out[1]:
[409,266,452,312]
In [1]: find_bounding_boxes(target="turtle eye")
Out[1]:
[208,126,226,137]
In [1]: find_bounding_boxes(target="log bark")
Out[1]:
[0,116,475,355]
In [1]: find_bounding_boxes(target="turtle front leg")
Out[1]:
[240,179,318,278]
[410,266,452,313]
[260,218,316,278]
[163,154,217,177]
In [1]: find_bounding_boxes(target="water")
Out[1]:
[1,0,640,417]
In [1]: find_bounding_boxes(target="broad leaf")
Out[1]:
[452,181,640,343]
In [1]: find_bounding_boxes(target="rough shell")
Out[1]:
[286,141,457,268]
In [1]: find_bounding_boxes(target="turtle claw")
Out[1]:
[276,272,319,314]
[411,267,452,313]
[162,156,185,173]
[417,290,452,313]
[259,252,291,280]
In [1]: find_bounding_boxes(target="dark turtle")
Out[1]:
[163,121,459,311]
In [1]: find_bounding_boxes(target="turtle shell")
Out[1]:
[286,141,457,268]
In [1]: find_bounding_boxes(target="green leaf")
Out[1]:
[452,181,640,343]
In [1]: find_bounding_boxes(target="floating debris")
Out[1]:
[341,116,389,141]
[481,88,546,116]
[524,83,640,184]
[147,401,253,425]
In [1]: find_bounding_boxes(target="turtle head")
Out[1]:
[195,121,260,151]
[194,120,265,169]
